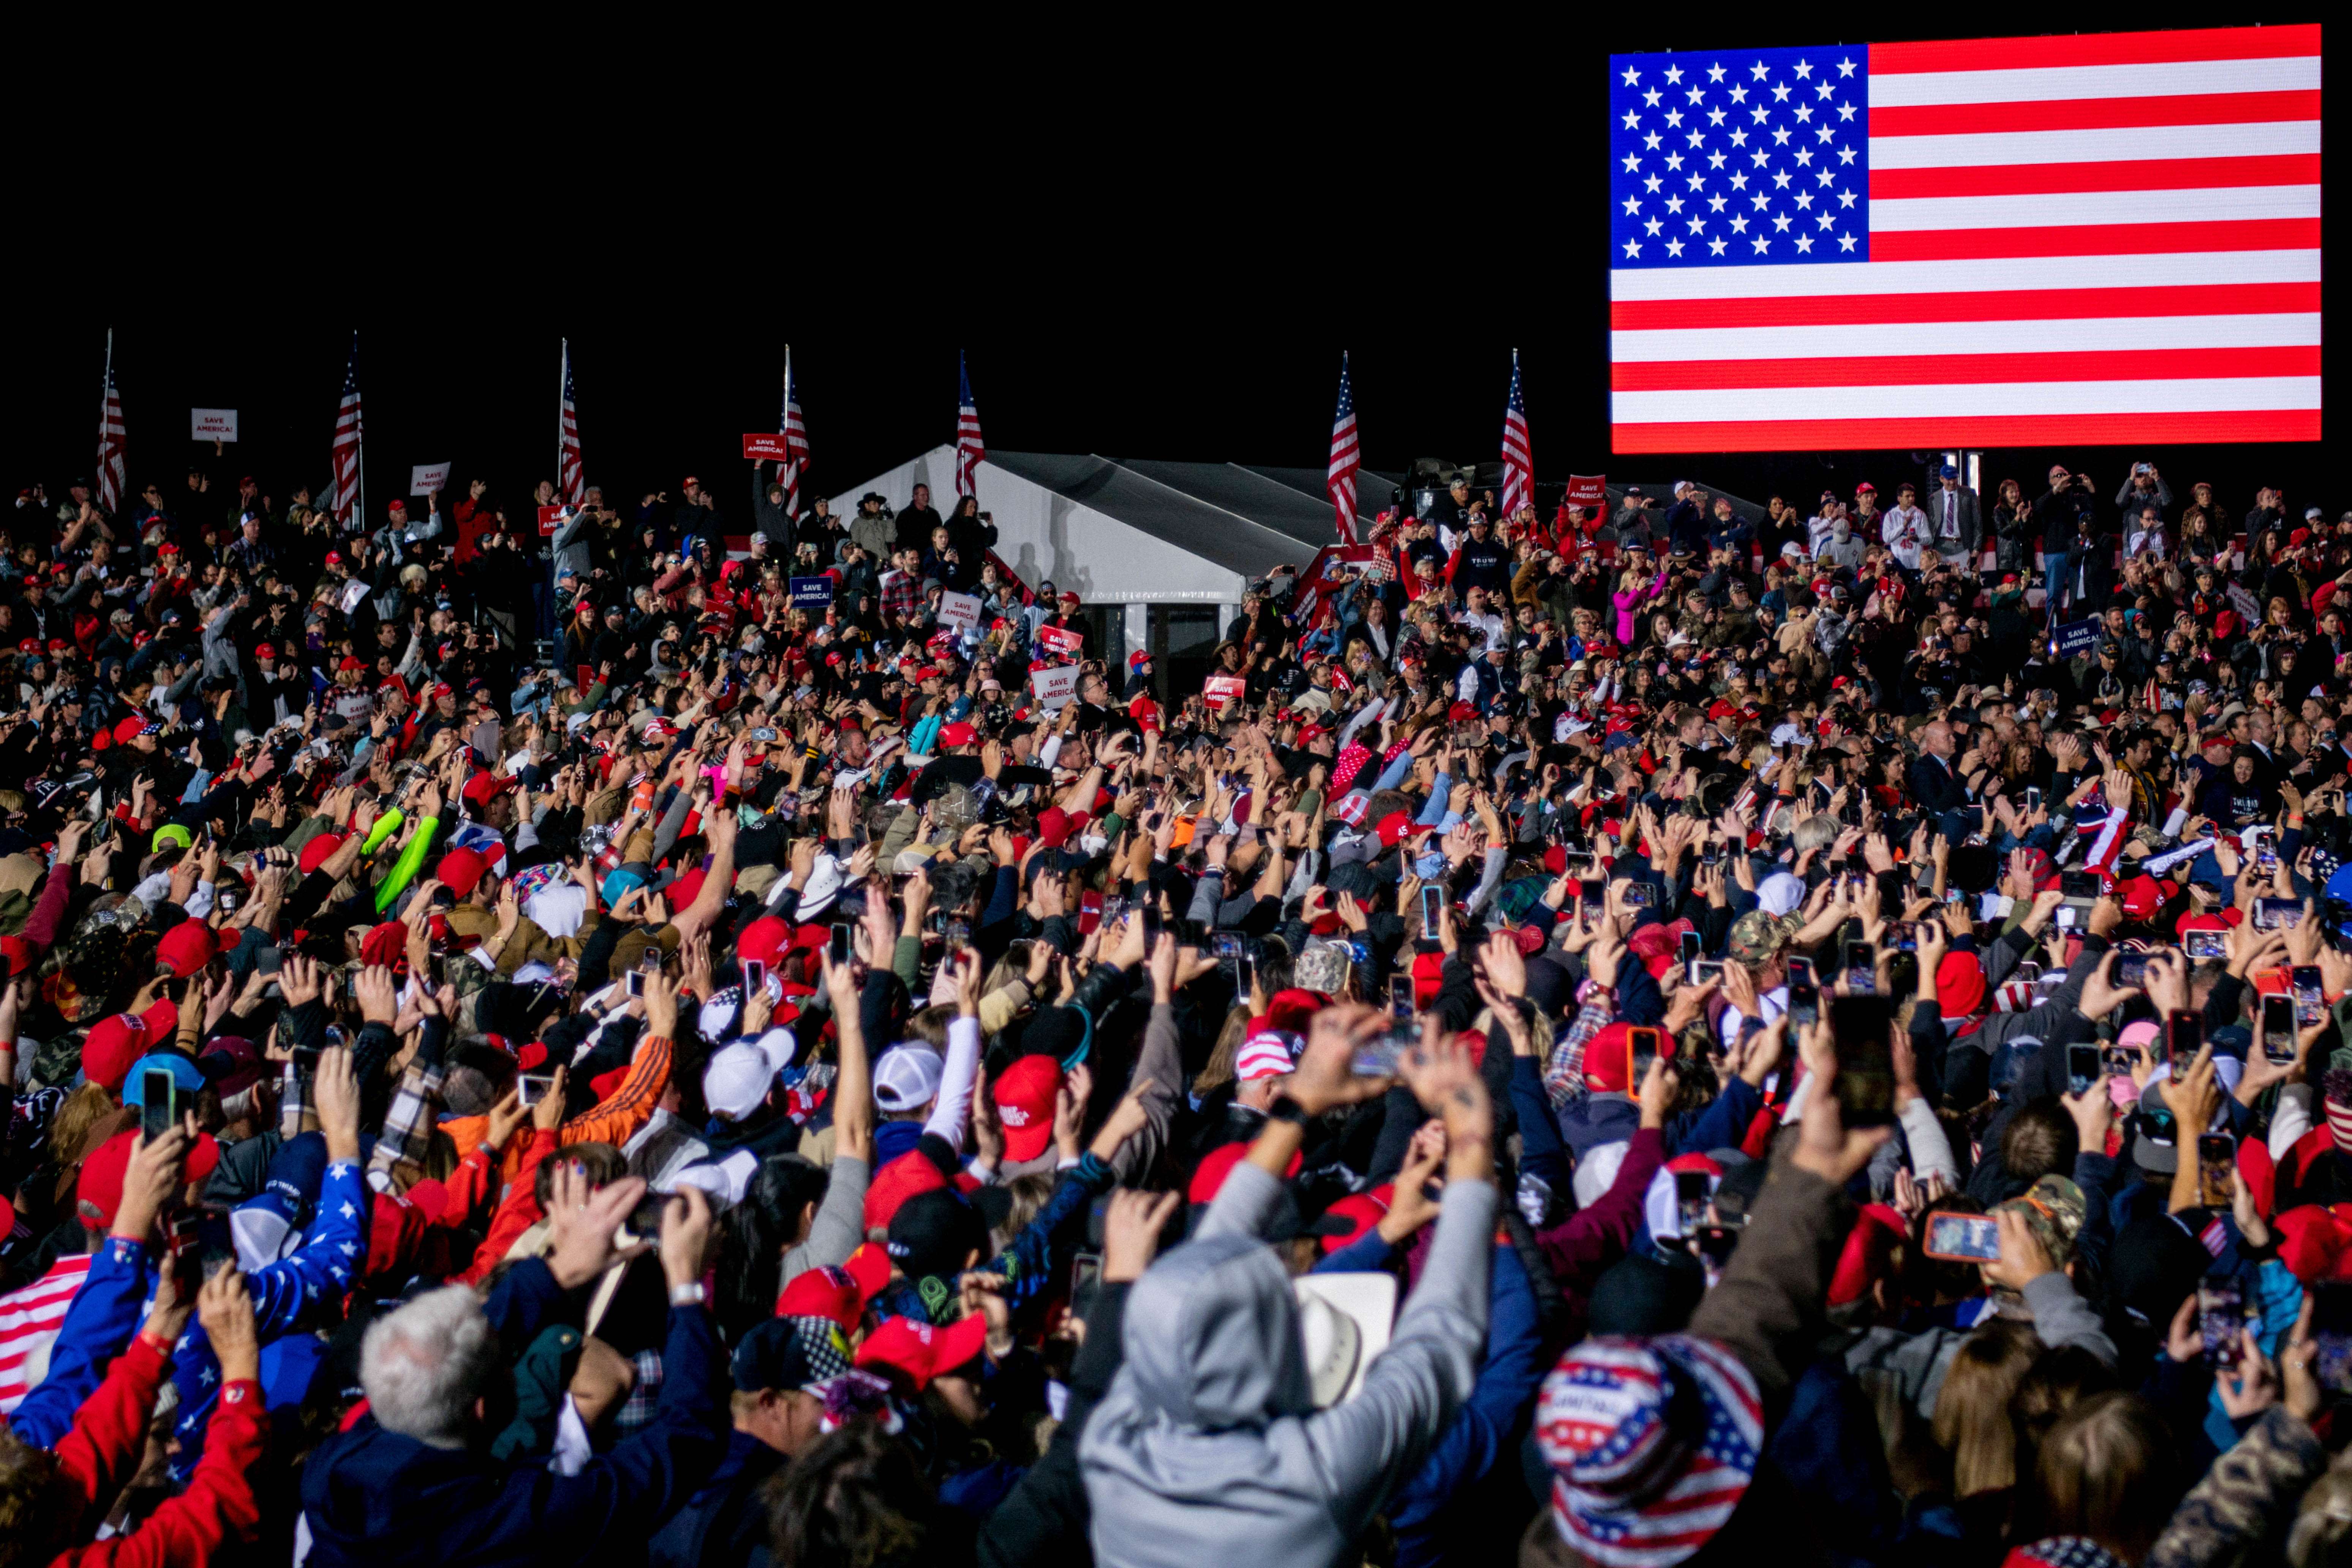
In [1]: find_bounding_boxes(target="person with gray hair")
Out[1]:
[299,1169,730,1568]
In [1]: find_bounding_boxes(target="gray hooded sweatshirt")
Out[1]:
[1078,1156,1494,1568]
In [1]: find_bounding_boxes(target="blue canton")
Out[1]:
[1609,46,1870,269]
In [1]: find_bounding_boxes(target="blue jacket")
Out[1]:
[1387,1245,1546,1568]
[301,1258,731,1568]
[8,1236,151,1450]
[169,1154,367,1482]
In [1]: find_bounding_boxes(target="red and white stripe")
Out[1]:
[94,331,126,515]
[556,338,585,506]
[777,346,810,516]
[0,1253,94,1413]
[1500,349,1533,521]
[1611,25,2321,452]
[955,352,986,498]
[329,332,363,524]
[1328,351,1361,546]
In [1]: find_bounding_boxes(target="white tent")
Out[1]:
[832,445,1396,668]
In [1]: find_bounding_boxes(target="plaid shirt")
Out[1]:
[365,1061,445,1193]
[879,569,923,625]
[1542,994,1616,1110]
[614,1348,664,1435]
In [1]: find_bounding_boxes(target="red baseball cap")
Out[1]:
[939,721,976,749]
[82,1012,152,1092]
[155,920,220,978]
[991,1055,1064,1164]
[738,917,792,971]
[854,1312,989,1392]
[299,833,350,876]
[863,1149,950,1232]
[774,1242,892,1330]
[435,847,490,899]
[1187,1140,1301,1205]
[461,773,520,810]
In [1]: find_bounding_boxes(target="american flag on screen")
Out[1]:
[1500,349,1533,520]
[329,332,363,524]
[1327,351,1361,544]
[1608,25,2321,453]
[557,339,585,506]
[94,332,125,515]
[776,346,809,515]
[955,352,986,496]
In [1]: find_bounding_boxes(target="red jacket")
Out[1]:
[47,1333,265,1566]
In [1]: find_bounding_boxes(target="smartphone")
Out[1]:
[1843,940,1875,994]
[2262,993,2299,1065]
[2025,786,2042,812]
[2061,870,2100,899]
[742,958,767,994]
[2114,952,2149,989]
[140,1069,178,1143]
[1787,966,1819,1031]
[627,1192,673,1243]
[1388,974,1415,1023]
[2312,1283,2352,1393]
[2254,897,2304,931]
[1624,1026,1664,1086]
[2165,1010,2200,1070]
[1675,1170,1709,1235]
[2066,1044,2101,1098]
[1828,994,1897,1126]
[2200,1281,2247,1369]
[1420,884,1444,933]
[624,968,646,999]
[1923,1213,2003,1262]
[1679,931,1702,971]
[517,1073,555,1108]
[1071,1250,1103,1298]
[1622,882,1658,909]
[2293,965,2325,1027]
[2199,1132,2237,1208]
[2183,928,2228,961]
[1891,922,1917,953]
[166,1211,202,1288]
[1690,958,1724,987]
[2102,1045,2136,1079]
[217,888,241,914]
[829,923,854,965]
[1351,1030,1410,1077]
[1141,901,1162,945]
[1695,1224,1741,1268]
[1100,894,1128,929]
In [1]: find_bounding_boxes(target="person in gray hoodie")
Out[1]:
[1079,1006,1497,1568]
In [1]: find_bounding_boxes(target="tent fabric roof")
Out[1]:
[985,451,1324,581]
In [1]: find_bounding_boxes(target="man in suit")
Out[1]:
[1927,465,1981,574]
[1906,716,1978,841]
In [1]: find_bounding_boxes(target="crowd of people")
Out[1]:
[2,440,2352,1568]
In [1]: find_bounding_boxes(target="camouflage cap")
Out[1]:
[1995,1174,2086,1268]
[1726,910,1799,965]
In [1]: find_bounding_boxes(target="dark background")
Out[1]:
[4,6,2334,532]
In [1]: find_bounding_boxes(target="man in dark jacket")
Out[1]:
[299,1173,729,1568]
[1445,515,1512,601]
[648,1315,839,1568]
[2036,467,2098,616]
[750,469,794,550]
[896,482,945,555]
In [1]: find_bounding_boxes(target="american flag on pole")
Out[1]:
[1326,352,1360,545]
[777,346,810,516]
[557,339,585,506]
[329,332,363,525]
[955,352,985,496]
[1499,349,1533,520]
[94,330,125,515]
[1608,26,2321,452]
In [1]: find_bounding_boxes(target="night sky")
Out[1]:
[7,6,2335,531]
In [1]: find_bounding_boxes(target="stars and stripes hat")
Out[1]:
[1235,1027,1304,1083]
[1535,1334,1763,1568]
